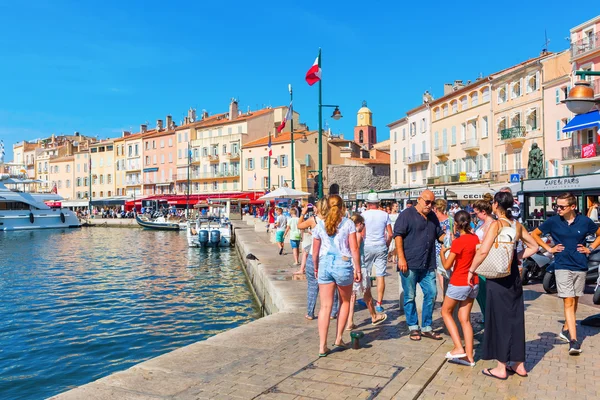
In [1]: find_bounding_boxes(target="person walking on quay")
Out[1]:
[472,197,494,321]
[313,195,362,356]
[274,207,287,255]
[468,191,538,379]
[284,208,301,265]
[531,192,600,355]
[433,199,452,301]
[346,213,388,331]
[298,199,338,320]
[387,202,400,264]
[440,211,479,367]
[394,189,445,341]
[361,192,393,313]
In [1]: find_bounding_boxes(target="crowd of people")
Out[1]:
[267,188,600,379]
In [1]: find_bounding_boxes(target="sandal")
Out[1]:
[506,366,528,377]
[371,313,388,326]
[345,324,357,331]
[319,348,331,357]
[334,341,347,348]
[305,315,314,320]
[409,330,421,341]
[482,368,508,380]
[421,331,443,341]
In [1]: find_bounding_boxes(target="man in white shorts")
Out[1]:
[532,192,600,355]
[362,192,393,312]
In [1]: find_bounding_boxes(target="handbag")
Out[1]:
[475,224,515,279]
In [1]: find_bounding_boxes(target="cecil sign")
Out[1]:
[410,188,446,198]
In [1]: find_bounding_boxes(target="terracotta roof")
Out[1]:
[348,150,390,165]
[243,130,318,148]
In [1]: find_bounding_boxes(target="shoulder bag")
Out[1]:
[475,223,515,279]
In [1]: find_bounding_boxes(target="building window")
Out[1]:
[434,108,440,119]
[526,109,538,131]
[394,150,398,164]
[212,181,218,190]
[279,155,288,167]
[526,74,539,93]
[482,116,488,138]
[511,113,521,128]
[442,105,448,117]
[514,150,522,170]
[247,158,254,170]
[460,123,466,143]
[394,131,397,143]
[394,170,397,185]
[420,118,426,132]
[222,180,227,190]
[161,154,165,164]
[451,126,457,145]
[434,131,439,150]
[556,120,561,140]
[402,128,406,140]
[460,96,467,110]
[223,144,227,155]
[501,153,507,172]
[263,177,269,189]
[359,130,364,143]
[403,168,406,183]
[511,80,521,98]
[497,86,507,104]
[470,92,478,106]
[451,100,458,114]
[481,87,490,102]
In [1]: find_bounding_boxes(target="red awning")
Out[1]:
[45,201,62,208]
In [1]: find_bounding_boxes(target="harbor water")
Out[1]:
[0,227,260,400]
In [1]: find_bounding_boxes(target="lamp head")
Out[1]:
[331,107,343,121]
[563,80,597,115]
[273,158,278,166]
[299,133,308,143]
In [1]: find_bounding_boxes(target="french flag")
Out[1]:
[305,54,321,86]
[277,102,293,133]
[268,135,272,157]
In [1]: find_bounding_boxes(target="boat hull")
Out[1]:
[135,215,181,231]
[0,209,81,231]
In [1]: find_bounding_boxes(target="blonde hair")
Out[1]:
[325,195,344,236]
[482,193,493,203]
[434,199,447,213]
[316,197,329,218]
[350,212,364,226]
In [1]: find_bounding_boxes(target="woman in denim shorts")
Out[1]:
[313,195,362,357]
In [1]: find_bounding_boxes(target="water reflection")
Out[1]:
[0,228,259,400]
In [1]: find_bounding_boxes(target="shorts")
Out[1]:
[555,270,586,298]
[352,267,370,295]
[318,254,354,287]
[446,284,479,301]
[364,245,388,277]
[290,239,300,249]
[435,250,451,279]
[275,231,285,243]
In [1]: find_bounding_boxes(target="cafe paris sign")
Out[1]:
[522,175,595,192]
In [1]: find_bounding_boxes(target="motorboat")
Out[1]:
[135,214,181,231]
[187,204,232,247]
[0,175,81,231]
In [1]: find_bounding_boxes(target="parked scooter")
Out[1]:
[594,275,600,305]
[543,244,600,294]
[521,236,553,285]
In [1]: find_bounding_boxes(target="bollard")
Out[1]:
[350,331,365,349]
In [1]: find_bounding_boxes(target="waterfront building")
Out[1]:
[388,117,408,189]
[429,79,493,186]
[562,15,600,175]
[73,149,90,200]
[89,140,115,199]
[123,129,145,199]
[48,155,75,199]
[142,119,176,196]
[12,141,38,180]
[541,51,573,177]
[394,102,431,188]
[491,52,553,182]
[181,100,298,195]
[113,135,126,196]
[241,130,327,194]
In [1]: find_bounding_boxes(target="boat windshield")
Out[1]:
[0,201,31,210]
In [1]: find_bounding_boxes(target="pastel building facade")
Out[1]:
[563,15,600,174]
[429,79,493,184]
[142,125,176,196]
[541,51,573,177]
[89,140,115,199]
[491,53,551,182]
[48,156,74,199]
[388,117,407,188]
[402,105,431,187]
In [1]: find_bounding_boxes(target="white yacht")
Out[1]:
[0,174,81,231]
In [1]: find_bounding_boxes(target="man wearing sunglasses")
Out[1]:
[394,189,446,341]
[531,192,600,355]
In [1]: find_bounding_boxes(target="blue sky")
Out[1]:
[0,1,597,160]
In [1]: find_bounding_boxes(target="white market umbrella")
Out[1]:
[258,187,310,200]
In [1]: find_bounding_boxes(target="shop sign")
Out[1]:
[459,172,467,182]
[410,188,445,198]
[348,193,357,200]
[523,174,599,192]
[582,143,597,158]
[394,190,410,199]
[357,193,364,200]
[456,192,487,200]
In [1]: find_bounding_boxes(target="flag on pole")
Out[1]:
[51,183,58,194]
[268,135,272,157]
[0,140,5,164]
[305,53,321,86]
[276,102,293,133]
[254,172,256,181]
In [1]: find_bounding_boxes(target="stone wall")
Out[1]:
[327,164,390,194]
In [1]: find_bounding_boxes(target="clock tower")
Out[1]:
[354,100,377,149]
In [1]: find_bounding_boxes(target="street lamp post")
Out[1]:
[267,156,278,191]
[289,84,295,189]
[317,104,343,198]
[563,70,600,114]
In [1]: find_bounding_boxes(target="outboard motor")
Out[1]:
[198,230,209,245]
[210,229,221,246]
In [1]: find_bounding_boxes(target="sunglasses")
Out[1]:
[420,198,434,206]
[555,205,571,210]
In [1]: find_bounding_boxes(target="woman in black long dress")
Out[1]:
[468,192,538,379]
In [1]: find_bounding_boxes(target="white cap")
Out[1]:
[366,192,379,203]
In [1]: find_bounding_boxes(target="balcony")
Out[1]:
[434,146,450,158]
[176,170,240,181]
[208,155,219,163]
[404,153,430,165]
[227,152,240,161]
[570,31,600,60]
[561,143,600,164]
[500,126,527,143]
[125,180,142,186]
[461,138,480,152]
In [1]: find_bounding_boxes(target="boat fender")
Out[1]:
[60,212,66,223]
[29,213,35,224]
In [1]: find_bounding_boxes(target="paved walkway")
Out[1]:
[52,220,600,399]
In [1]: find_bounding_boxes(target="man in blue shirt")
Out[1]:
[532,192,600,355]
[394,190,445,341]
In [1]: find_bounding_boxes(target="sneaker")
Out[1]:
[569,340,582,355]
[357,299,367,308]
[375,303,384,313]
[559,328,570,342]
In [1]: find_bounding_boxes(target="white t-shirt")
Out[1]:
[313,218,356,258]
[361,209,391,247]
[276,215,287,232]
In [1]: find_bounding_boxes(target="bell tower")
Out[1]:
[354,100,377,150]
